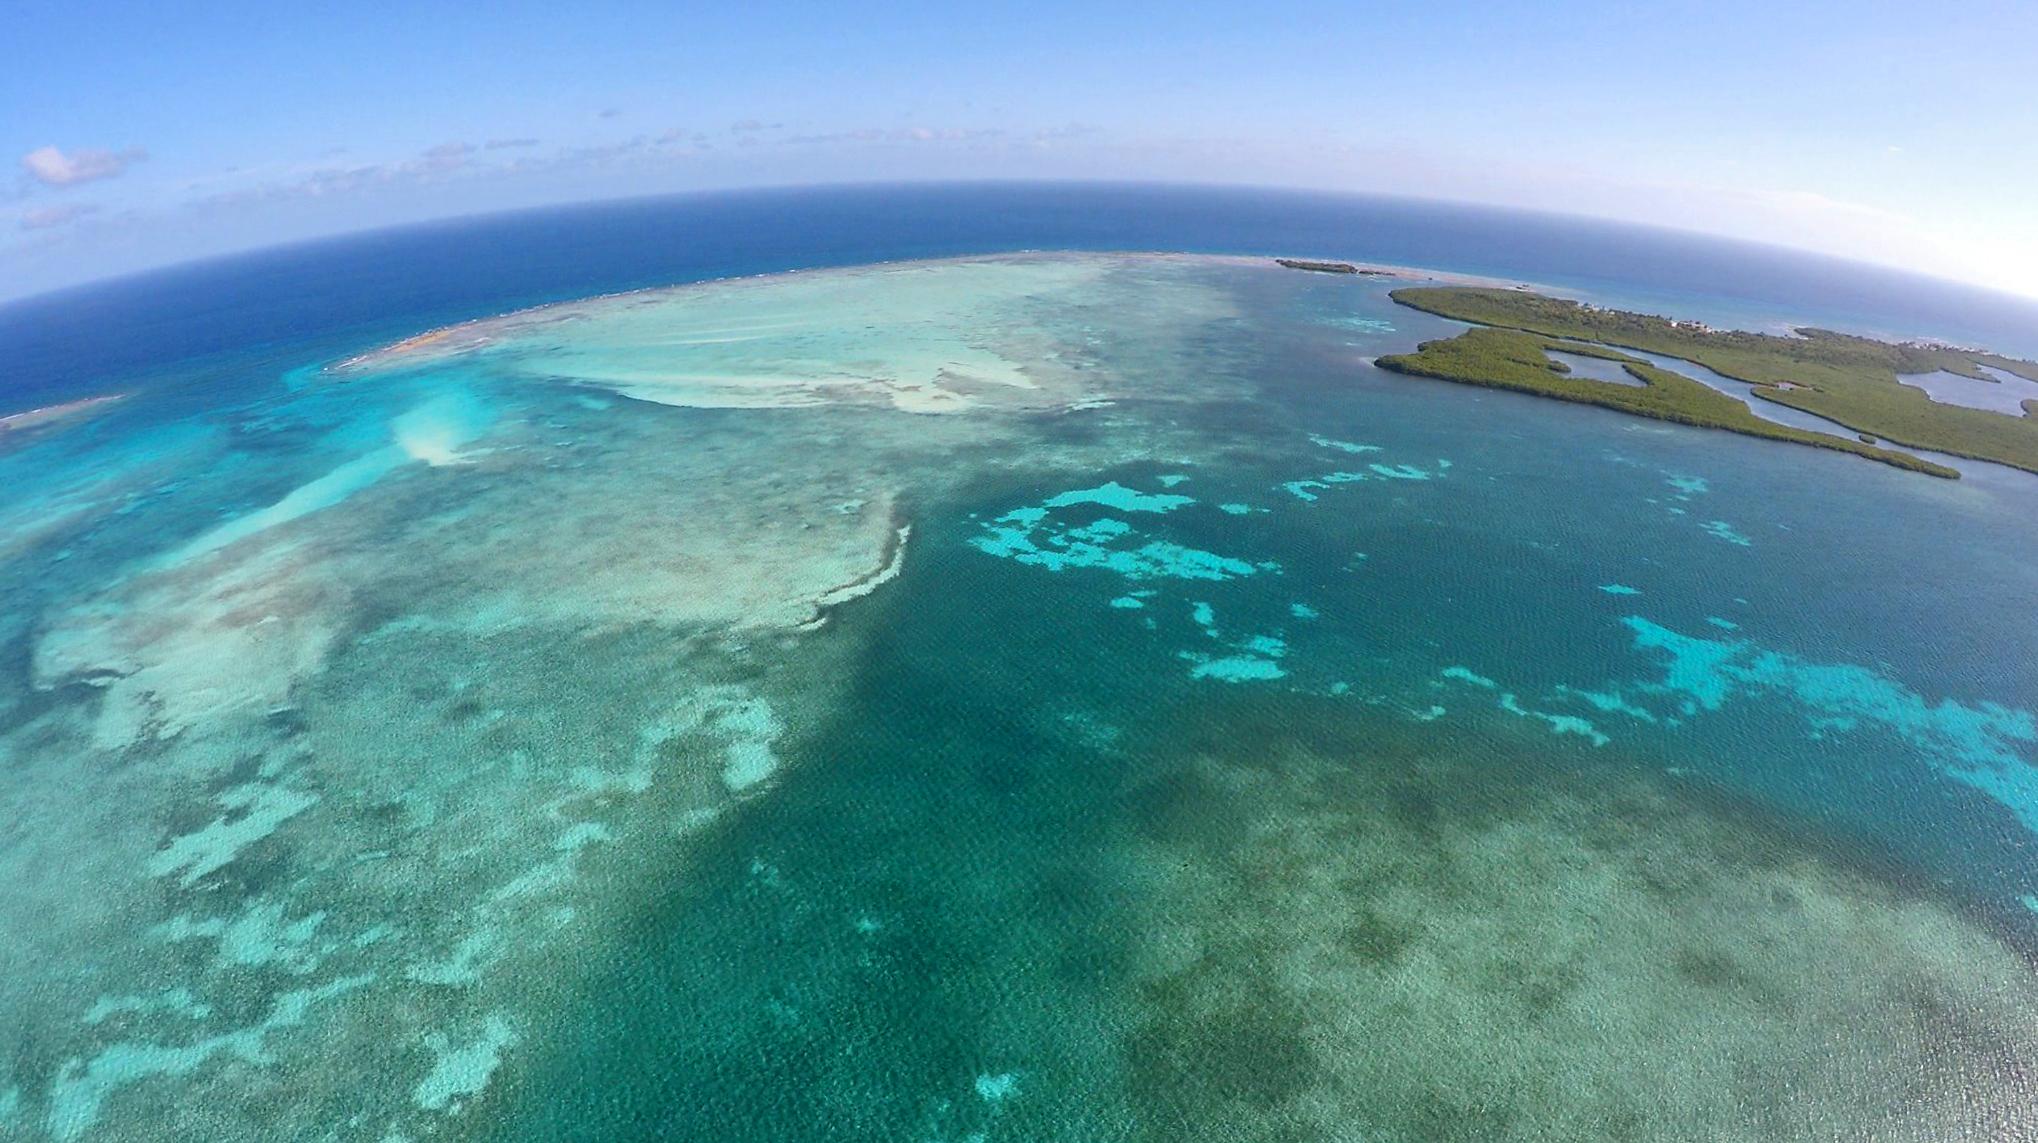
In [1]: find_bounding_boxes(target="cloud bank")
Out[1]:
[21,145,146,188]
[18,203,99,230]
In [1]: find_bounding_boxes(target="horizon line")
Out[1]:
[7,178,2038,320]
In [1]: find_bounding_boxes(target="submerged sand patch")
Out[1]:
[1120,732,2038,1142]
[29,256,1237,758]
[0,254,1244,1139]
[337,254,1230,415]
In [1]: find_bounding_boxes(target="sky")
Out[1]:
[5,0,2037,303]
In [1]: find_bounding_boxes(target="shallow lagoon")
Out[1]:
[1544,349,1644,386]
[3,253,2037,1141]
[1898,365,2038,417]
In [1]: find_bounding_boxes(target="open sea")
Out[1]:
[3,184,2037,1141]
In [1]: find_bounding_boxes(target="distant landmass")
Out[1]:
[1276,258,1359,274]
[1275,258,1395,277]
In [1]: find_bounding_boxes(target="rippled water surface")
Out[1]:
[4,249,2037,1141]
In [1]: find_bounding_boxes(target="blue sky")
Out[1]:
[5,0,2036,301]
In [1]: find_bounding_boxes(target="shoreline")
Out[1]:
[1382,286,2038,477]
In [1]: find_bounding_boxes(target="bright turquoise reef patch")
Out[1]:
[1700,519,1752,546]
[1309,434,1382,455]
[970,487,1261,582]
[1616,616,2038,831]
[1042,481,1195,514]
[1280,472,1368,502]
[1441,666,1610,746]
[1368,462,1434,481]
[1440,665,1497,689]
[1183,653,1287,682]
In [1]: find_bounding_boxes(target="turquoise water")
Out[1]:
[4,253,2038,1140]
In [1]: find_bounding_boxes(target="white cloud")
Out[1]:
[1031,123,1103,145]
[418,142,476,172]
[22,145,146,187]
[18,202,98,230]
[779,125,1008,146]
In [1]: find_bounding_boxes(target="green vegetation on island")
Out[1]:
[1380,286,2038,475]
[1276,258,1359,274]
[1376,325,1961,478]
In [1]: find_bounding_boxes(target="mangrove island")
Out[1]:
[1376,287,2038,477]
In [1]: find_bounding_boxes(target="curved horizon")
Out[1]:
[13,178,2038,317]
[10,9,2038,1139]
[10,185,2038,417]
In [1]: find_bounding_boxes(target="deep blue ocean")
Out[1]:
[8,182,2038,416]
[3,185,2037,1141]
